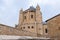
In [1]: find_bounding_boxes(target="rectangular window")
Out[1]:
[31,15,33,18]
[45,29,48,33]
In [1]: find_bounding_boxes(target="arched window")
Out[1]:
[31,15,33,18]
[45,29,48,33]
[28,26,30,29]
[58,27,60,30]
[23,27,25,29]
[31,26,34,28]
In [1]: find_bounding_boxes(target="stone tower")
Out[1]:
[17,5,43,37]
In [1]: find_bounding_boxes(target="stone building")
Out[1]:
[0,5,60,39]
[46,14,60,38]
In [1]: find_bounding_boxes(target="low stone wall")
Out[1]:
[0,24,37,37]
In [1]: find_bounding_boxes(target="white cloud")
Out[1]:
[2,0,14,6]
[0,6,6,11]
[0,0,17,26]
[28,0,60,6]
[28,0,48,6]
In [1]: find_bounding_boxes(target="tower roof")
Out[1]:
[24,6,36,12]
[36,4,40,10]
[28,6,36,11]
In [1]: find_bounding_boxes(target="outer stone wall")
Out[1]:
[0,24,37,37]
[46,15,60,38]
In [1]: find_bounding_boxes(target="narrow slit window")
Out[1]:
[24,16,26,19]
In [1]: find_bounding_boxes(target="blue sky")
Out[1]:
[0,0,60,27]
